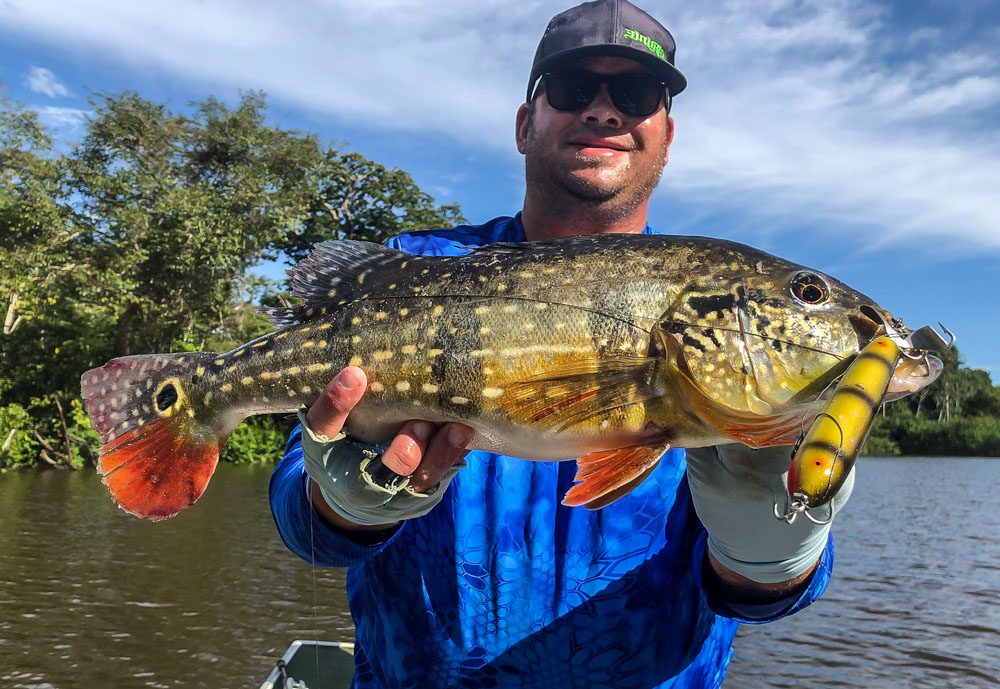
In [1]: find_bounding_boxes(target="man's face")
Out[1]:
[516,55,675,215]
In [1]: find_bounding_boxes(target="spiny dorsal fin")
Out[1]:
[264,240,428,327]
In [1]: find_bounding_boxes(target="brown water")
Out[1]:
[1,458,998,688]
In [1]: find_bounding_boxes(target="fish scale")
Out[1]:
[82,234,937,520]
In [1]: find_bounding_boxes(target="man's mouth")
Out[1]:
[568,137,630,153]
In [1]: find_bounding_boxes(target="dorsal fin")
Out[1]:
[264,240,423,327]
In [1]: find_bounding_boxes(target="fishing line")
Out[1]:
[309,481,321,686]
[289,290,848,362]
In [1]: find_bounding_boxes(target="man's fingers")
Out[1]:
[408,423,474,493]
[380,420,433,476]
[305,366,367,438]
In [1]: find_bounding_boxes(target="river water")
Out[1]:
[1,457,997,688]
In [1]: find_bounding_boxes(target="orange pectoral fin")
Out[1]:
[98,417,220,521]
[561,444,669,510]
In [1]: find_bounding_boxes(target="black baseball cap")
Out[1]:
[527,0,687,102]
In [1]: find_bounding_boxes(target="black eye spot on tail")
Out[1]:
[156,383,179,411]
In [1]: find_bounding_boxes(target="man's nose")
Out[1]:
[579,85,623,128]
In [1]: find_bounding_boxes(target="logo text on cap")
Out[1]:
[623,28,665,60]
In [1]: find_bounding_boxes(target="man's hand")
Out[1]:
[685,443,854,602]
[303,366,473,538]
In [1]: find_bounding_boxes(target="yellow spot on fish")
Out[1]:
[432,305,444,317]
[375,311,388,320]
[307,363,332,374]
[352,316,362,326]
[251,340,268,348]
[482,387,504,399]
[301,385,312,395]
[428,348,444,357]
[187,409,195,418]
[399,308,409,317]
[317,323,332,331]
[350,356,364,367]
[471,349,493,358]
[302,341,316,349]
[502,304,517,314]
[474,306,489,316]
[275,332,289,340]
[422,383,439,394]
[396,381,411,392]
[534,303,547,310]
[357,274,366,285]
[497,283,507,291]
[402,345,417,355]
[215,359,225,367]
[196,366,206,376]
[480,326,490,335]
[287,389,297,397]
[370,382,385,392]
[204,392,213,404]
[519,271,535,279]
[287,366,302,375]
[241,376,254,385]
[265,350,275,358]
[351,335,362,344]
[299,327,312,335]
[388,283,397,290]
[221,383,233,393]
[373,351,394,362]
[451,396,470,405]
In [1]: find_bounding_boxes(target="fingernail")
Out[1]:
[447,424,474,448]
[335,369,360,390]
[411,421,432,442]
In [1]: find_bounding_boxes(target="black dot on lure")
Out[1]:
[156,383,179,411]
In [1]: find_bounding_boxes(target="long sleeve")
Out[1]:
[268,424,403,568]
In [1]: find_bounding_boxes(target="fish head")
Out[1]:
[656,246,941,436]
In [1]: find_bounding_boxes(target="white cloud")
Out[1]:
[26,66,69,97]
[2,0,998,253]
[33,105,89,128]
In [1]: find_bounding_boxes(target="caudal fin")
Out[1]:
[81,353,220,521]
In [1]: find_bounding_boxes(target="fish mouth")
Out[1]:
[886,353,943,399]
[850,304,892,344]
[850,304,946,399]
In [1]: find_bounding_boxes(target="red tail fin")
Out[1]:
[81,353,220,520]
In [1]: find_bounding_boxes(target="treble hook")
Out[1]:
[772,494,835,525]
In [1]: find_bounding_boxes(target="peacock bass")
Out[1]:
[81,234,942,520]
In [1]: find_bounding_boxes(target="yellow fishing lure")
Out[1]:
[779,335,900,522]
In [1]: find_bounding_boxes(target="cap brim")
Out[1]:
[527,44,687,102]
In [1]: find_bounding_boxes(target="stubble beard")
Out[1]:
[523,115,666,222]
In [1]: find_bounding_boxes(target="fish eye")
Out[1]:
[790,272,830,305]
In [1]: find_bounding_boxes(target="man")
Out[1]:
[270,1,852,686]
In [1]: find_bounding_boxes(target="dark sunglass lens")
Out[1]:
[545,71,600,112]
[610,73,663,117]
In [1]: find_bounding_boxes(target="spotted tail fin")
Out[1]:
[81,353,220,521]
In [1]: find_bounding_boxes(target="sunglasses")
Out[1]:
[540,69,670,118]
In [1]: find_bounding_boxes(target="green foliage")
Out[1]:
[221,415,296,465]
[0,87,464,470]
[0,403,38,469]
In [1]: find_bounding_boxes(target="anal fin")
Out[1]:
[562,444,669,510]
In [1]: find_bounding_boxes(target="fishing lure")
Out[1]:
[776,335,900,524]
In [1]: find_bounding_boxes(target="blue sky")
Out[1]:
[2,0,998,374]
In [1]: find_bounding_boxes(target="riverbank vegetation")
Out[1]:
[0,89,462,470]
[2,89,997,470]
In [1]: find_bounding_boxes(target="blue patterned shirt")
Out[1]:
[269,214,834,688]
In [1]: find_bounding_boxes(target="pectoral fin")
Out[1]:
[561,444,668,509]
[505,356,660,432]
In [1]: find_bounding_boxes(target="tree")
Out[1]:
[1,88,465,469]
